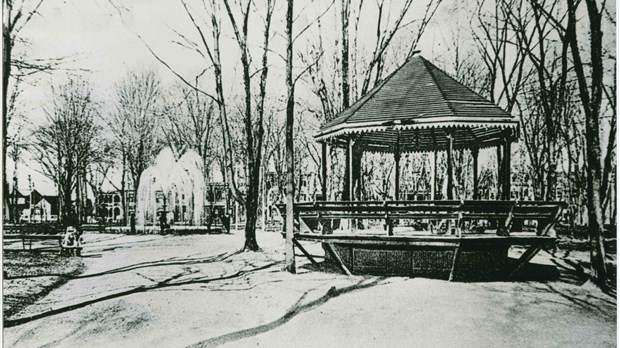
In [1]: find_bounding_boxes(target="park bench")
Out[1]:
[3,233,83,256]
[4,234,62,250]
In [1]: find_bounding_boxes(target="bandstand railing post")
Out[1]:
[502,133,512,200]
[394,130,401,201]
[446,131,454,200]
[496,143,503,200]
[321,142,327,200]
[472,146,479,200]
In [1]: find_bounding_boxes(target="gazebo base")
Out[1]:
[328,243,508,280]
[296,233,555,281]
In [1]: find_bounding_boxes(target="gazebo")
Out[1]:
[282,54,565,281]
[315,54,518,202]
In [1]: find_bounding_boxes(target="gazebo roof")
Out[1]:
[315,55,519,152]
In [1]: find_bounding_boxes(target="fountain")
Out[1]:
[136,148,206,228]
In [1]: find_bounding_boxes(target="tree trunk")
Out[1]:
[284,0,296,272]
[2,23,12,220]
[63,172,73,223]
[76,169,82,223]
[341,0,350,109]
[243,177,260,251]
[566,0,607,286]
[121,149,127,225]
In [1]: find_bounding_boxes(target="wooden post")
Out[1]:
[447,132,454,200]
[348,139,354,201]
[325,243,352,276]
[394,131,401,200]
[431,149,437,200]
[351,145,363,201]
[431,129,437,200]
[503,135,512,200]
[343,138,352,201]
[293,239,319,266]
[472,147,479,200]
[509,245,543,278]
[321,142,328,200]
[449,242,462,281]
[496,143,503,200]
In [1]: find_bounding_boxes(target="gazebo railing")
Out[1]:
[277,200,567,237]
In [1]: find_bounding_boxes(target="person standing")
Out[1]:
[130,212,136,234]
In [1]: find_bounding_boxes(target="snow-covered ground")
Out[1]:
[3,231,616,348]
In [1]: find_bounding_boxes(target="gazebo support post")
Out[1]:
[496,144,503,200]
[472,146,479,200]
[502,134,512,200]
[431,129,437,200]
[446,132,454,200]
[321,142,328,200]
[343,138,353,201]
[394,131,401,200]
[432,149,437,200]
[352,146,363,200]
[446,131,455,235]
[351,144,363,230]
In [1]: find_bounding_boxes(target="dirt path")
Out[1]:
[3,232,616,348]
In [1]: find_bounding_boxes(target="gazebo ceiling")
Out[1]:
[315,54,519,152]
[333,125,514,153]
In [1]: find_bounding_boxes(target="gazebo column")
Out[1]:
[321,142,328,200]
[472,146,479,200]
[394,131,402,200]
[502,134,512,200]
[431,129,437,200]
[446,132,454,200]
[394,151,401,200]
[496,144,503,200]
[351,146,363,201]
[343,138,353,201]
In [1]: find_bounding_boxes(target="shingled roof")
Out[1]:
[315,55,518,152]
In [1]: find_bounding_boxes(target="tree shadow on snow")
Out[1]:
[4,250,242,281]
[3,251,277,328]
[185,277,387,348]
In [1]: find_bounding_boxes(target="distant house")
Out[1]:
[31,194,60,222]
[98,190,133,223]
[7,189,29,222]
[7,189,60,223]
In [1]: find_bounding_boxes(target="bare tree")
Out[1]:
[108,70,163,209]
[146,0,276,250]
[530,0,613,286]
[2,0,59,216]
[564,0,609,286]
[219,0,275,251]
[472,0,528,111]
[162,85,216,174]
[31,79,103,223]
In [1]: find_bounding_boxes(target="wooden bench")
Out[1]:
[3,234,83,256]
[4,234,62,250]
[59,244,83,256]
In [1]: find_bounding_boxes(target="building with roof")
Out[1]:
[315,54,519,202]
[7,189,60,223]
